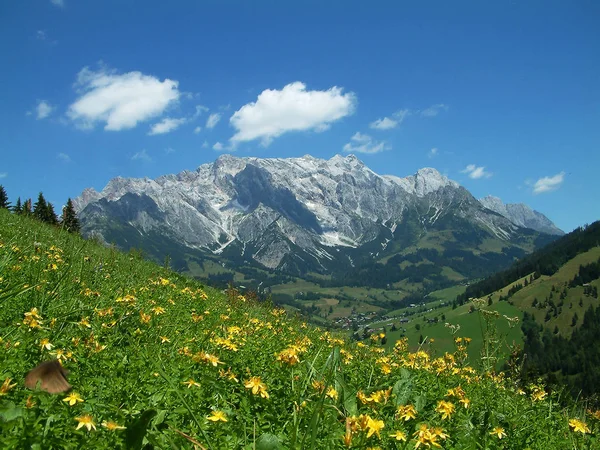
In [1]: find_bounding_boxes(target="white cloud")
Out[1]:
[342,132,388,154]
[165,147,175,154]
[394,109,411,122]
[148,117,186,135]
[533,171,565,194]
[50,0,65,7]
[230,81,356,146]
[131,149,152,163]
[57,152,71,162]
[36,30,47,41]
[0,173,7,179]
[193,126,202,134]
[428,148,438,159]
[36,100,54,120]
[420,103,449,117]
[213,142,224,151]
[194,105,209,118]
[202,140,209,149]
[67,66,180,131]
[369,117,398,130]
[206,113,221,129]
[461,164,492,179]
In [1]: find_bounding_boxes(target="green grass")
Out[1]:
[1,209,598,449]
[494,247,600,337]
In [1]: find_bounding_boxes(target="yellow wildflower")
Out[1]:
[39,338,54,351]
[25,395,36,408]
[435,400,455,420]
[396,404,417,421]
[183,379,201,388]
[0,378,17,396]
[569,419,590,434]
[101,421,126,430]
[244,376,269,399]
[326,387,338,400]
[490,427,507,439]
[75,414,96,431]
[207,410,228,422]
[530,386,547,402]
[365,417,384,438]
[389,430,407,441]
[63,392,84,406]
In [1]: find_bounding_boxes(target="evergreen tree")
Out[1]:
[0,185,9,209]
[22,198,32,215]
[13,197,22,214]
[45,202,59,225]
[61,198,81,233]
[33,192,48,222]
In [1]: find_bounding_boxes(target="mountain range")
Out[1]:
[74,154,562,289]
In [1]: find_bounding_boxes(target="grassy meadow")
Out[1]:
[1,208,599,449]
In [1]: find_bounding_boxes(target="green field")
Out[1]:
[1,209,598,448]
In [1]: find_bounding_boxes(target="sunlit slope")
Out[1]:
[0,209,597,449]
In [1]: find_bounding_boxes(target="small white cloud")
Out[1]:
[193,126,202,134]
[57,152,71,162]
[420,103,449,117]
[67,66,180,131]
[206,113,221,129]
[131,149,152,163]
[193,105,209,117]
[0,172,7,179]
[50,0,65,7]
[202,140,209,149]
[533,171,565,194]
[394,109,411,122]
[148,117,186,135]
[36,30,47,41]
[36,100,54,120]
[369,117,398,130]
[461,164,492,179]
[369,109,411,130]
[230,81,356,146]
[342,132,388,154]
[428,147,438,159]
[212,142,224,151]
[165,147,175,154]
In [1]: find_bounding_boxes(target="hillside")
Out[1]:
[0,209,597,448]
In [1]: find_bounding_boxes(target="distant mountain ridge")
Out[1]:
[479,195,563,236]
[74,154,560,285]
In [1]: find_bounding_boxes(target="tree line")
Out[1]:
[455,221,600,305]
[0,185,80,233]
[520,305,600,403]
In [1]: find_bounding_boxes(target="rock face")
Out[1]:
[479,196,563,236]
[74,154,561,275]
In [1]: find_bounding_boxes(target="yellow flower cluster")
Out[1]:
[23,307,43,329]
[357,388,392,406]
[413,423,448,448]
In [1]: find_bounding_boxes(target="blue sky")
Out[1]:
[0,0,598,232]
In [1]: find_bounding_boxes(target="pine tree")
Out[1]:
[45,202,59,225]
[0,185,9,209]
[22,198,32,215]
[13,197,22,214]
[61,198,80,233]
[33,192,48,221]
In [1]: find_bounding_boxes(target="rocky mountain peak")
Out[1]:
[480,195,564,235]
[75,154,562,274]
